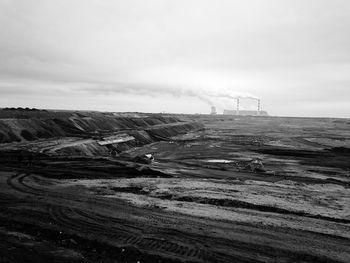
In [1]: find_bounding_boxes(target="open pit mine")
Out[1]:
[0,107,349,263]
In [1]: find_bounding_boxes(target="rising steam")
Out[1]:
[80,81,259,110]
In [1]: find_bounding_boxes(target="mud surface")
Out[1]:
[0,112,349,262]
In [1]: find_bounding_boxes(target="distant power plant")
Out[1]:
[222,98,268,116]
[210,106,217,115]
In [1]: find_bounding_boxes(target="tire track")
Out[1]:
[2,173,304,263]
[7,173,38,195]
[48,205,215,262]
[75,209,215,261]
[6,172,312,263]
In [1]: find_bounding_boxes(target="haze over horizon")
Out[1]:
[0,0,349,117]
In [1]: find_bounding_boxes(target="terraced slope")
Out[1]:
[0,110,203,156]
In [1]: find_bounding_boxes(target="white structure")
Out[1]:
[98,134,135,145]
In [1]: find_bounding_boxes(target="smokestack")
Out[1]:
[257,99,261,115]
[236,98,240,115]
[210,106,217,115]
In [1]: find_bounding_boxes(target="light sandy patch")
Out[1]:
[58,177,350,220]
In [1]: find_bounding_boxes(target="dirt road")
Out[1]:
[1,165,349,263]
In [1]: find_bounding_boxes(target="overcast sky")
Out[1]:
[0,0,349,117]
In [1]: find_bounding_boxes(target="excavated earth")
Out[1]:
[0,109,349,263]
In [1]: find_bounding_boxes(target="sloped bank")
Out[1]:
[0,110,185,144]
[0,110,203,156]
[53,122,203,156]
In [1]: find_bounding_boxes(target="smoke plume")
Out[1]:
[78,81,259,110]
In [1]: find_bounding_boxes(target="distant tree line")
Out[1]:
[1,107,47,112]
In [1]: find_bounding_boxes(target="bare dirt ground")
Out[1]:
[0,114,349,262]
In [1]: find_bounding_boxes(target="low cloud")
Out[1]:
[0,0,350,117]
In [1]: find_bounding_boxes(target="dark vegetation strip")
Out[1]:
[111,187,350,224]
[175,196,350,224]
[255,148,331,158]
[254,147,350,169]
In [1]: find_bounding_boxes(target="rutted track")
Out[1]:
[6,173,219,262]
[72,208,216,261]
[49,205,214,262]
[4,173,283,263]
[5,172,350,263]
